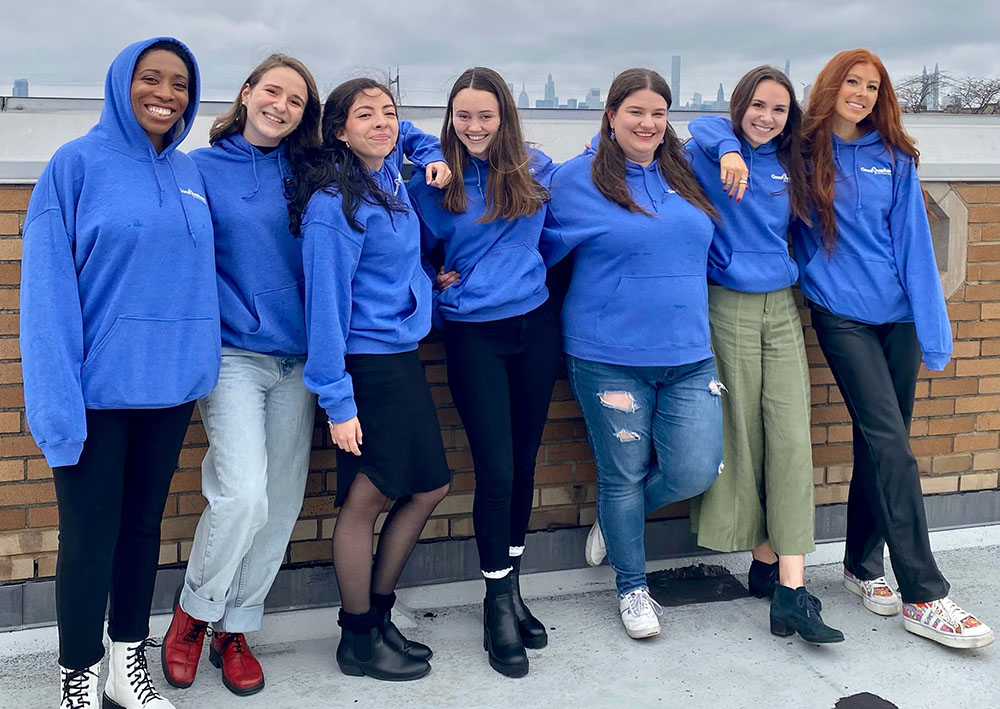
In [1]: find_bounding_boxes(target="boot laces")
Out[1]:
[183,621,210,643]
[796,590,822,618]
[125,639,165,704]
[61,667,98,708]
[218,632,248,655]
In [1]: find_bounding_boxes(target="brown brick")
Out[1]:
[0,215,20,236]
[967,244,1000,263]
[547,399,582,419]
[0,362,22,385]
[921,476,959,495]
[0,289,19,311]
[981,377,1000,393]
[534,464,574,485]
[160,516,199,540]
[984,342,1000,356]
[927,416,976,436]
[811,443,853,465]
[26,458,51,480]
[968,205,1000,223]
[955,395,1000,414]
[956,359,1000,377]
[814,485,849,505]
[973,451,1000,470]
[417,342,445,361]
[0,240,22,261]
[289,540,332,563]
[0,459,23,482]
[0,188,31,211]
[0,337,19,359]
[527,507,578,531]
[948,302,981,320]
[978,413,1000,431]
[914,381,930,399]
[449,516,475,537]
[954,432,999,452]
[419,518,449,540]
[930,378,978,397]
[0,481,55,506]
[911,437,954,456]
[825,465,853,483]
[0,508,24,531]
[959,472,999,491]
[27,505,58,528]
[913,398,955,417]
[931,453,973,474]
[952,341,981,359]
[910,420,928,437]
[827,424,852,443]
[956,185,988,204]
[544,442,594,463]
[957,322,1000,339]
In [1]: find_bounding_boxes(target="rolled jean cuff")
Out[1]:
[215,602,265,633]
[179,584,226,624]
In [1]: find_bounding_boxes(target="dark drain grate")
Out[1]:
[646,564,748,607]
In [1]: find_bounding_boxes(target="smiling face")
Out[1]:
[335,88,399,170]
[833,62,880,138]
[130,49,190,153]
[451,87,501,158]
[241,66,308,148]
[607,88,667,167]
[739,79,790,148]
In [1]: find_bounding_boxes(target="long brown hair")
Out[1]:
[210,54,321,164]
[440,67,548,222]
[592,68,716,219]
[802,49,918,247]
[729,65,810,223]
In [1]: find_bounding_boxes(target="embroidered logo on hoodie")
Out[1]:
[771,172,790,182]
[860,166,892,176]
[179,187,207,204]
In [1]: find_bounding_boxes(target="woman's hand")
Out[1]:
[720,152,749,201]
[425,161,453,188]
[436,266,460,291]
[329,417,363,456]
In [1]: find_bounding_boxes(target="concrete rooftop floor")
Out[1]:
[2,529,999,709]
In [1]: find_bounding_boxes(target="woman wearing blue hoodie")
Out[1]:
[159,55,321,697]
[409,67,559,678]
[685,67,842,644]
[289,78,452,681]
[540,68,723,640]
[797,49,992,648]
[20,38,218,708]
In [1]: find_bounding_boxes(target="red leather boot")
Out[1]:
[210,632,265,696]
[161,586,209,688]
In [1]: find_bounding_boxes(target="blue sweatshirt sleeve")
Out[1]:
[398,120,445,170]
[890,158,953,370]
[19,162,87,467]
[687,116,742,161]
[302,215,365,422]
[538,205,573,267]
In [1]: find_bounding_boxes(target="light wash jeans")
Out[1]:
[567,355,724,595]
[181,348,316,632]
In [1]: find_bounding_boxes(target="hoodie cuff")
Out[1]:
[40,440,85,469]
[326,400,359,425]
[718,138,742,158]
[922,351,951,372]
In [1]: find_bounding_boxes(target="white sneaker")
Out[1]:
[843,569,901,616]
[104,639,175,708]
[60,660,101,708]
[618,589,662,639]
[585,522,606,567]
[902,597,995,649]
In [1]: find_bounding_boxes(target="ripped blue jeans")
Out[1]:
[567,355,724,595]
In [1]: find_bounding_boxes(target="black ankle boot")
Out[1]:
[770,586,844,644]
[371,592,433,661]
[336,609,430,681]
[483,577,528,678]
[510,556,547,649]
[747,559,778,599]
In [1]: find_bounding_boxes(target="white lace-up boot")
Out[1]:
[103,640,175,708]
[59,660,101,708]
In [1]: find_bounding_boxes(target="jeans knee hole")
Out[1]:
[598,391,638,412]
[613,428,641,442]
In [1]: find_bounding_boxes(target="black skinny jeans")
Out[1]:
[445,302,561,573]
[53,403,196,669]
[809,303,949,603]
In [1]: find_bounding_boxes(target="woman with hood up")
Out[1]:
[20,37,219,708]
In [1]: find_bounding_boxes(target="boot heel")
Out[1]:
[337,660,365,677]
[770,617,794,637]
[208,647,222,669]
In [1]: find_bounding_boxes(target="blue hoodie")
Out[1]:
[302,121,443,423]
[191,134,306,356]
[687,115,798,292]
[19,37,220,468]
[791,130,952,370]
[409,147,556,323]
[539,151,716,367]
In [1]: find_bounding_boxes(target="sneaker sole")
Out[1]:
[903,619,996,649]
[843,577,901,616]
[623,623,660,639]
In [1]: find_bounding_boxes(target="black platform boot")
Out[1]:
[372,592,433,661]
[483,576,529,678]
[336,609,430,681]
[770,585,844,644]
[509,555,548,649]
[747,558,778,599]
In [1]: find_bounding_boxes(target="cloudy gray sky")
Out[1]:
[3,1,1000,106]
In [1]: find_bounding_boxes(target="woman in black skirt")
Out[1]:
[289,78,453,681]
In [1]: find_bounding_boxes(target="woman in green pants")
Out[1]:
[686,66,842,642]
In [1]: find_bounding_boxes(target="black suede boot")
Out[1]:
[509,555,547,649]
[372,592,433,661]
[747,559,778,599]
[770,585,844,644]
[483,576,528,678]
[336,609,430,681]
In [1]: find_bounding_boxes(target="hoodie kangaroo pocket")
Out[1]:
[803,250,908,323]
[595,274,709,348]
[396,270,432,343]
[82,316,220,406]
[455,243,545,313]
[724,250,797,288]
[242,282,305,353]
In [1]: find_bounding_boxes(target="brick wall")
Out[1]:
[1,182,998,583]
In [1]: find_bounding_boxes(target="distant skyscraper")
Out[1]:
[802,84,813,105]
[544,72,557,106]
[506,82,515,97]
[12,79,28,97]
[518,81,529,109]
[671,56,681,103]
[566,98,578,109]
[783,59,790,78]
[716,83,725,103]
[692,92,703,108]
[585,88,602,109]
[931,63,940,111]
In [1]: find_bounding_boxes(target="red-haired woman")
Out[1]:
[795,49,992,648]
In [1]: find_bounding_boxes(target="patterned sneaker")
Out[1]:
[843,569,901,616]
[618,589,662,639]
[585,522,606,567]
[902,597,995,649]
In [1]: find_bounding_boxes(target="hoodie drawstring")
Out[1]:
[243,149,262,200]
[163,159,197,244]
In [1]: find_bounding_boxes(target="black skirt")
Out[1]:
[334,350,450,506]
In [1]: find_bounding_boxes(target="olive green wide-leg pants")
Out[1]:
[691,285,816,555]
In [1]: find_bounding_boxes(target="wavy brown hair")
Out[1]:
[592,68,716,219]
[729,65,810,224]
[209,54,321,162]
[802,49,918,248]
[440,67,548,222]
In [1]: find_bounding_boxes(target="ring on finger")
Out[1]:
[738,179,748,185]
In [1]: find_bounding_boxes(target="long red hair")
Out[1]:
[802,49,918,248]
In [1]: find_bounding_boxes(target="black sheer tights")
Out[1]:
[333,474,449,614]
